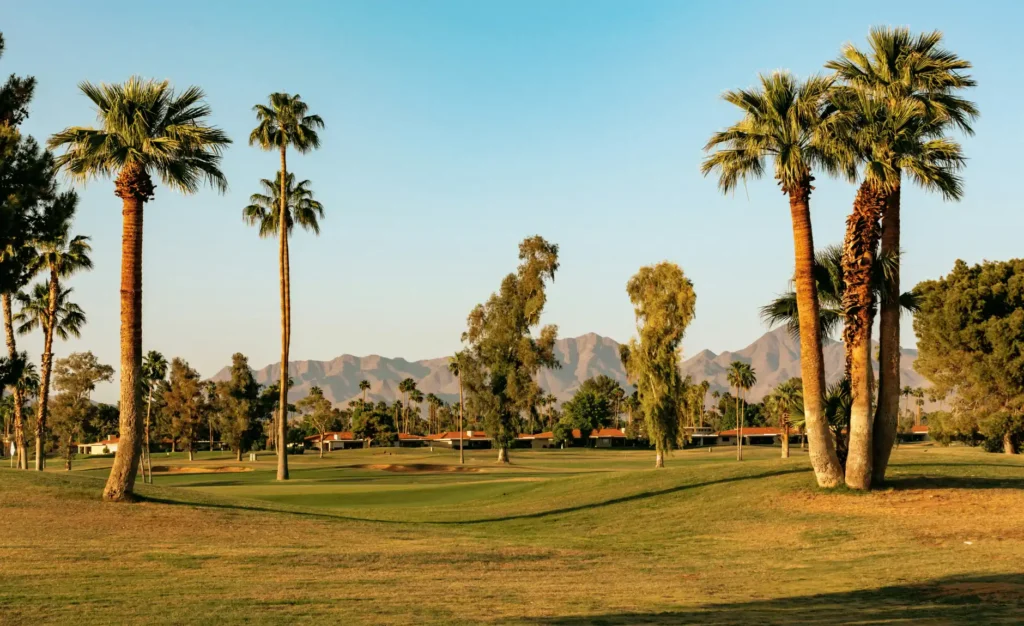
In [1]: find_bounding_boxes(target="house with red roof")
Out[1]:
[518,428,628,449]
[425,431,492,449]
[305,431,430,450]
[717,427,794,446]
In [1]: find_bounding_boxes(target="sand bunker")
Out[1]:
[149,466,253,475]
[351,463,483,474]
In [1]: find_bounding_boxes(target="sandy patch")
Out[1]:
[149,466,253,475]
[351,463,483,474]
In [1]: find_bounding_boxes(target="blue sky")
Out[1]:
[5,0,1022,401]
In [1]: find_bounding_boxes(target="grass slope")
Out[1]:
[2,445,1023,624]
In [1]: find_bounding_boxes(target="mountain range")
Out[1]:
[211,327,928,409]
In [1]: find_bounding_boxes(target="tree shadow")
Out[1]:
[521,573,1024,625]
[885,474,1024,491]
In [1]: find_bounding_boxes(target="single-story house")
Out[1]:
[717,427,797,446]
[305,431,365,451]
[684,427,719,447]
[902,425,930,442]
[395,433,428,447]
[78,436,119,455]
[425,431,492,449]
[520,428,628,449]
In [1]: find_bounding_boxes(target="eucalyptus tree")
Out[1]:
[51,351,113,470]
[826,27,976,486]
[623,262,696,468]
[297,386,334,458]
[448,352,465,463]
[48,77,230,501]
[248,93,323,481]
[140,350,167,483]
[461,236,560,463]
[15,282,85,469]
[702,71,844,487]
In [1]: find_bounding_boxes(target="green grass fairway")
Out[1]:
[3,445,1024,624]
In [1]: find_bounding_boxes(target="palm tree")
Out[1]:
[398,378,417,433]
[359,379,370,404]
[141,350,168,484]
[249,93,324,482]
[409,389,424,433]
[25,191,91,471]
[703,72,844,487]
[2,351,33,468]
[826,27,977,487]
[767,380,802,459]
[15,283,85,469]
[726,362,745,461]
[448,353,464,464]
[48,77,230,501]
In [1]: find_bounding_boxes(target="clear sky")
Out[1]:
[4,0,1022,402]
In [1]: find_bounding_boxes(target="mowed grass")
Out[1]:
[2,445,1024,624]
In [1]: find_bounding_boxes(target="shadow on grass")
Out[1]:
[885,474,1024,491]
[522,573,1024,625]
[138,467,809,526]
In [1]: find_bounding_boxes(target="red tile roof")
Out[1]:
[305,431,359,442]
[910,425,930,434]
[717,427,783,437]
[523,428,626,440]
[398,433,426,440]
[426,431,489,440]
[82,436,119,446]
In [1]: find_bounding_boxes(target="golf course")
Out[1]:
[2,444,1023,624]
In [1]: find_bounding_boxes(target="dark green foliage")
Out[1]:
[215,353,264,457]
[914,259,1024,453]
[561,387,612,443]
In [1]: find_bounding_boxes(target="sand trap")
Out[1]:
[351,463,483,474]
[149,466,253,475]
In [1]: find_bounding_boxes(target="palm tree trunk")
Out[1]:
[144,389,153,483]
[458,375,464,464]
[276,146,290,481]
[843,183,885,491]
[3,293,27,470]
[787,179,844,488]
[33,270,59,471]
[873,185,903,485]
[782,424,790,459]
[103,170,149,502]
[735,391,741,461]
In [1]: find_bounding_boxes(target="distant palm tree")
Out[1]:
[15,283,86,469]
[249,92,324,482]
[726,362,745,461]
[398,378,417,433]
[141,350,168,483]
[767,380,801,459]
[49,77,230,501]
[703,72,844,487]
[901,386,914,419]
[448,353,464,464]
[25,191,92,471]
[409,389,424,433]
[359,379,370,404]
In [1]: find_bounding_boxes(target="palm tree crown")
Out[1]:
[29,191,92,278]
[249,93,324,153]
[15,283,85,341]
[243,173,325,238]
[702,72,843,193]
[47,77,231,197]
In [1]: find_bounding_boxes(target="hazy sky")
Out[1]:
[5,0,1022,402]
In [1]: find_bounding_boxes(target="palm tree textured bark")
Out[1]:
[3,294,27,469]
[788,179,845,487]
[843,183,885,490]
[277,145,290,481]
[103,166,149,501]
[873,187,902,485]
[33,267,59,470]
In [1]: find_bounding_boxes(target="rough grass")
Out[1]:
[2,444,1023,624]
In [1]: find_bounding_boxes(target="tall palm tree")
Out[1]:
[141,350,167,484]
[703,72,844,487]
[359,379,370,404]
[826,27,976,487]
[25,190,91,471]
[48,77,230,501]
[739,364,757,460]
[900,386,913,418]
[15,282,85,468]
[249,93,324,482]
[409,389,424,433]
[448,353,464,464]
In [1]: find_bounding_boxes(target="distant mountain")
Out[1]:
[210,327,928,408]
